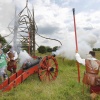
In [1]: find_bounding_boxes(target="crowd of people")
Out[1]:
[0,43,18,82]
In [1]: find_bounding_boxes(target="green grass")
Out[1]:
[0,51,100,100]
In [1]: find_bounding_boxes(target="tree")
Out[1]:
[52,46,59,51]
[93,48,100,51]
[3,45,12,53]
[0,34,7,45]
[46,46,52,52]
[0,34,9,53]
[37,45,46,54]
[97,48,100,51]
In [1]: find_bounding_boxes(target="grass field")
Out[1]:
[0,51,100,100]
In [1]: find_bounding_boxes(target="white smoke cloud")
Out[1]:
[0,0,100,60]
[18,50,34,67]
[54,29,97,60]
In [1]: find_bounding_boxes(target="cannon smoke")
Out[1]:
[18,50,34,67]
[53,29,97,60]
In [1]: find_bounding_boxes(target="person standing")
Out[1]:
[0,49,8,82]
[75,51,100,86]
[6,46,18,74]
[75,51,100,99]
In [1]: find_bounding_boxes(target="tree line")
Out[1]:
[3,34,99,54]
[93,48,100,51]
[37,45,59,54]
[0,35,59,54]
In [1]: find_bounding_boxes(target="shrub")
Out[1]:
[46,46,52,52]
[52,46,59,51]
[37,45,47,54]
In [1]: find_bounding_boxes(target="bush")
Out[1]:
[46,46,52,52]
[37,45,46,54]
[52,46,59,51]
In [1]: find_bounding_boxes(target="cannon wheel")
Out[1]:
[38,55,58,81]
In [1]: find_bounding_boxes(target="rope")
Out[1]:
[35,23,62,46]
[2,33,12,38]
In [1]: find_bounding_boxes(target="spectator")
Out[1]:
[0,49,8,82]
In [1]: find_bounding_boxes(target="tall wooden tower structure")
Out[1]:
[8,0,36,56]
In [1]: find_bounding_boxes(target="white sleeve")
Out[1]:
[14,51,18,60]
[6,52,9,58]
[75,53,85,66]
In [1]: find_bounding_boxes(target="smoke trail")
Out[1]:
[13,7,19,52]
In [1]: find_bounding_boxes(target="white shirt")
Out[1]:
[75,53,97,66]
[6,50,18,60]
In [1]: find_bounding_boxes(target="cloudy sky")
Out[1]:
[0,0,100,58]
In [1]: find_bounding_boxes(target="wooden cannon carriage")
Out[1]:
[0,55,58,92]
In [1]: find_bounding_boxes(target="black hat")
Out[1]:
[89,51,95,57]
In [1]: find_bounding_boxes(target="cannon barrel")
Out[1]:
[22,54,56,70]
[22,57,42,70]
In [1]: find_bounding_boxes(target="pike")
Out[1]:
[72,8,80,83]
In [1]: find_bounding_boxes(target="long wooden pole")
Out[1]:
[72,8,80,83]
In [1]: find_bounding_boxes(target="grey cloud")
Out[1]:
[86,18,91,22]
[0,2,14,27]
[68,27,73,32]
[83,27,93,30]
[37,24,60,34]
[42,40,49,43]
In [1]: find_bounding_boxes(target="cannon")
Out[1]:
[0,55,58,92]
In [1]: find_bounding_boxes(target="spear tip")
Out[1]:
[72,8,75,15]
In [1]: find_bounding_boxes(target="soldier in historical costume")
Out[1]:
[75,51,100,86]
[6,46,18,74]
[75,51,100,99]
